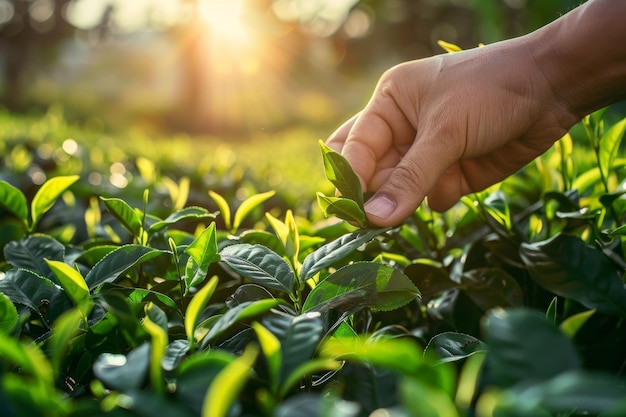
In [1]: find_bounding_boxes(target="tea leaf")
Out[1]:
[202,299,280,348]
[262,311,324,389]
[4,235,65,279]
[520,234,626,317]
[93,343,150,391]
[316,193,367,227]
[0,293,18,334]
[203,345,258,417]
[424,332,487,363]
[233,190,276,232]
[559,309,595,338]
[0,269,60,320]
[319,140,363,206]
[252,322,282,392]
[302,262,419,313]
[280,359,342,399]
[186,276,219,347]
[220,244,295,294]
[0,331,54,387]
[149,206,217,233]
[30,175,79,230]
[186,223,220,271]
[143,304,168,394]
[45,259,93,318]
[400,378,461,417]
[208,190,232,232]
[300,228,388,282]
[49,308,85,377]
[0,180,28,226]
[599,117,626,180]
[482,308,581,388]
[85,245,166,290]
[101,196,143,238]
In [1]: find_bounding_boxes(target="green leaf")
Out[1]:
[316,193,367,227]
[546,296,558,325]
[0,180,28,226]
[208,190,232,232]
[559,309,595,338]
[184,223,220,290]
[300,228,388,282]
[493,370,626,416]
[0,269,61,320]
[320,336,423,374]
[424,332,487,364]
[143,304,168,394]
[280,359,342,399]
[201,299,280,347]
[482,308,581,388]
[400,377,461,417]
[49,308,85,377]
[85,245,166,290]
[101,197,143,238]
[261,311,324,390]
[3,235,65,279]
[202,344,258,417]
[45,259,93,318]
[302,262,419,313]
[185,276,219,348]
[599,117,626,180]
[220,244,294,294]
[30,175,79,230]
[233,190,275,232]
[460,268,524,311]
[520,234,626,317]
[149,206,217,233]
[0,331,54,387]
[0,292,18,334]
[93,343,150,391]
[252,322,282,393]
[319,140,363,207]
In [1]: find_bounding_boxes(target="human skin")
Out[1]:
[326,0,626,227]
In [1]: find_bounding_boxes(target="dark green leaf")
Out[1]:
[3,235,65,280]
[220,244,294,294]
[275,393,360,417]
[316,193,367,227]
[319,140,363,206]
[482,308,581,388]
[300,228,388,282]
[303,262,419,313]
[520,234,626,316]
[202,299,280,347]
[0,269,61,319]
[85,245,166,290]
[101,197,143,238]
[424,332,487,363]
[460,268,524,311]
[403,262,456,299]
[497,370,626,416]
[162,339,190,372]
[262,311,324,385]
[93,343,150,391]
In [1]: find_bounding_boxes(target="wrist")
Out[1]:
[530,0,626,121]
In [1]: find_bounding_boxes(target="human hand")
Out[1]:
[326,38,577,227]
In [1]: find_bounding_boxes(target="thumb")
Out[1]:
[364,135,460,227]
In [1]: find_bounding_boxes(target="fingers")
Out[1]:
[326,113,359,153]
[363,129,461,226]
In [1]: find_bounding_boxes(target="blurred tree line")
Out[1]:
[0,0,582,130]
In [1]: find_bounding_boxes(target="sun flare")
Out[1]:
[199,0,252,48]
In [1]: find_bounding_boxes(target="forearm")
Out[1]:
[529,0,626,120]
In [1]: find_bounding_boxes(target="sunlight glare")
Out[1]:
[199,0,251,48]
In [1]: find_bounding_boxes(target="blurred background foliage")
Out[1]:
[1,0,583,136]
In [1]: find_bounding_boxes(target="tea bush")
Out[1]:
[1,108,626,417]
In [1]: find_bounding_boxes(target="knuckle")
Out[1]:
[389,163,427,194]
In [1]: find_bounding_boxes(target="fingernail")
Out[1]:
[364,194,396,218]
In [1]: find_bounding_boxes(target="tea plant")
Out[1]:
[1,109,626,417]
